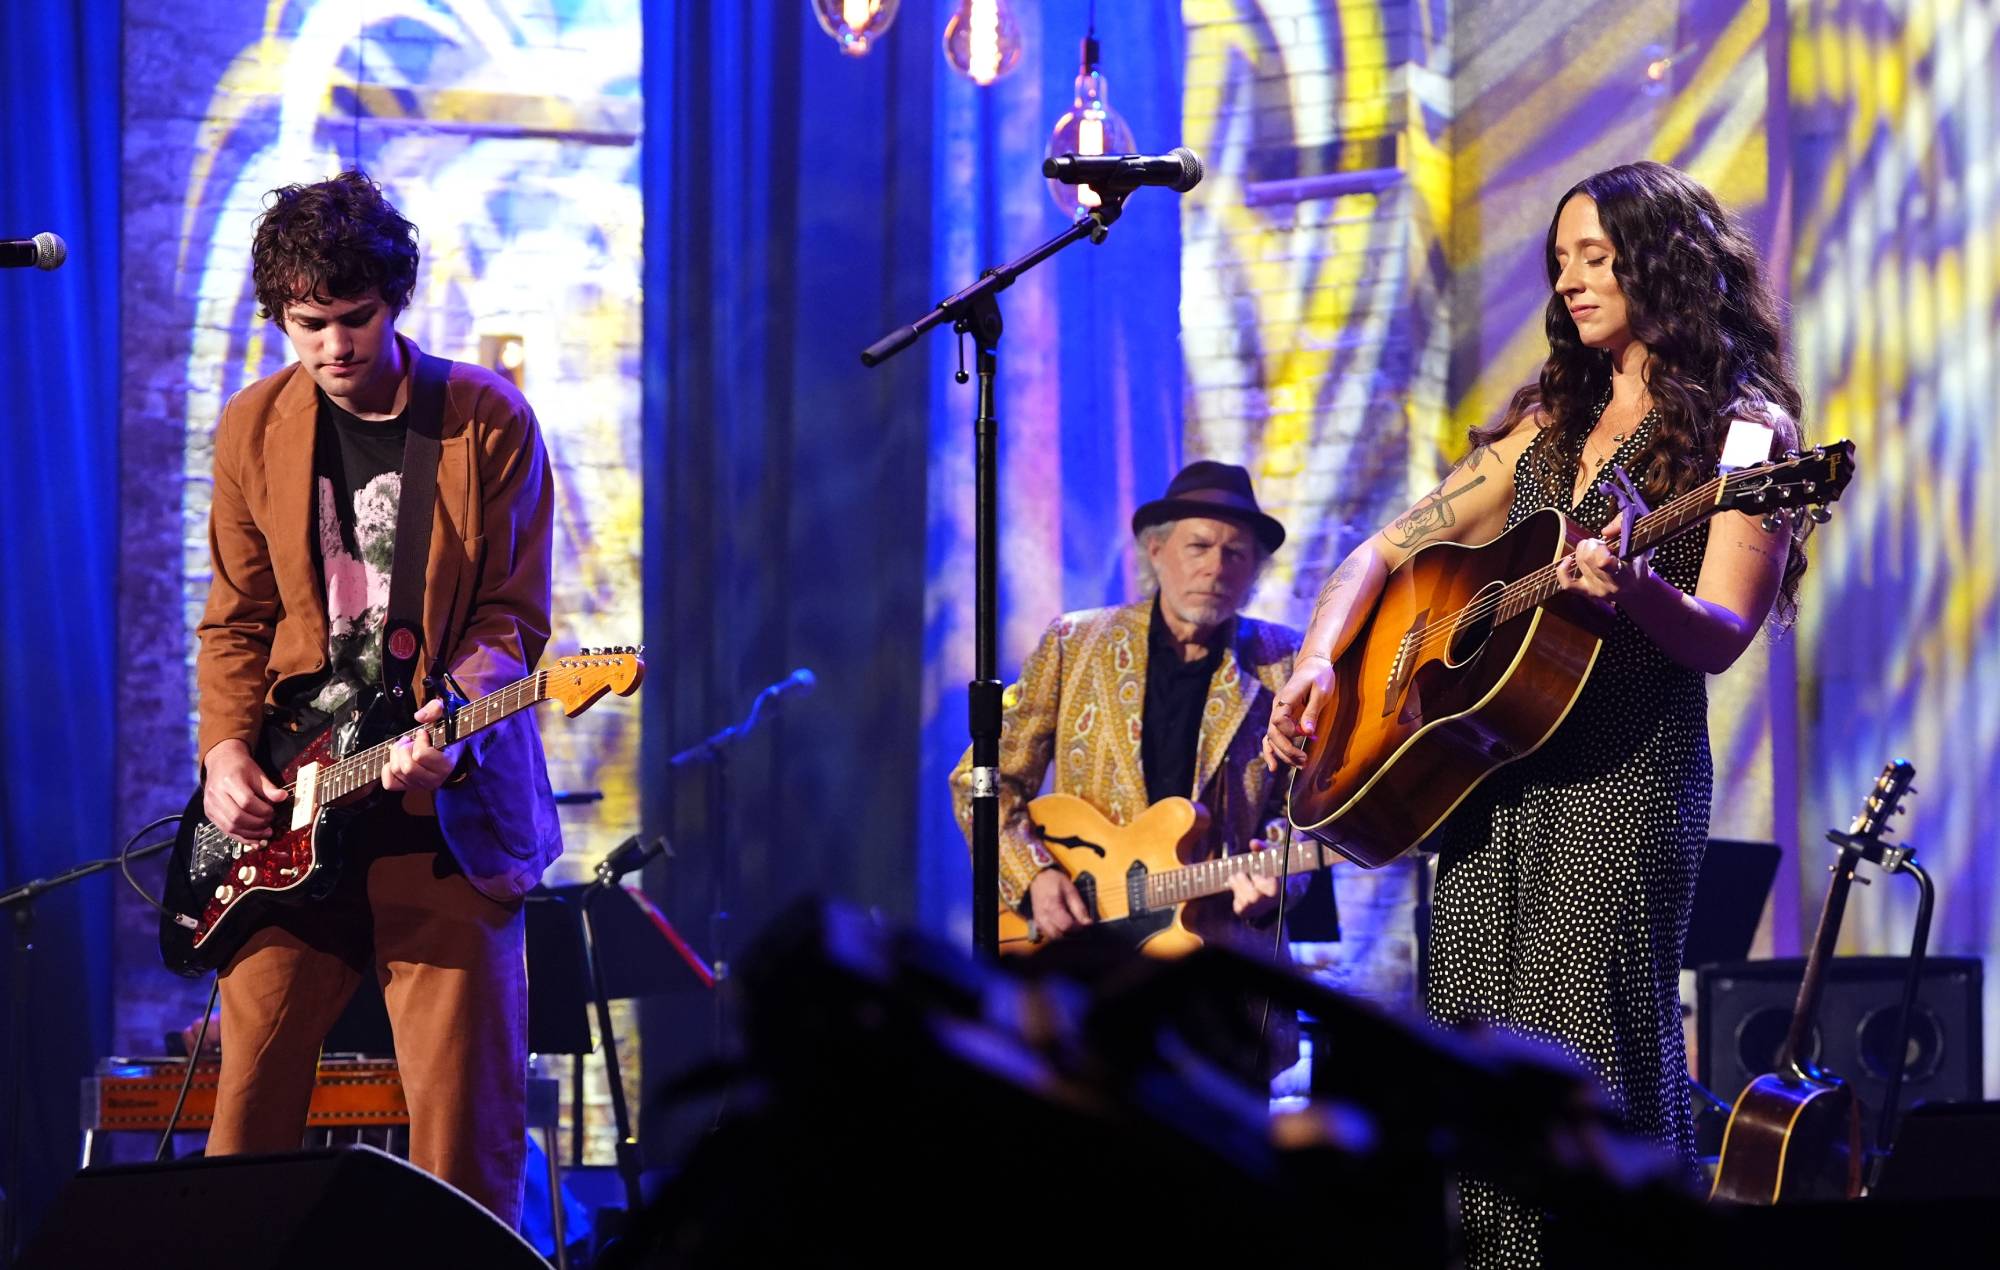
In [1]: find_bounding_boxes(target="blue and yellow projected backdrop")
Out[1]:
[116,0,1997,1107]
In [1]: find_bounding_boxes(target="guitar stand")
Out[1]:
[1824,824,1936,1192]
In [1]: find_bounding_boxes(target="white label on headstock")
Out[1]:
[291,761,319,830]
[1719,418,1776,473]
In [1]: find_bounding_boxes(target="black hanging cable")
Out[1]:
[1254,821,1296,1070]
[156,973,221,1161]
[351,35,364,169]
[119,812,190,917]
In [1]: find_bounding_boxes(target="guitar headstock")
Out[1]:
[1716,440,1856,527]
[1845,757,1916,843]
[547,646,646,717]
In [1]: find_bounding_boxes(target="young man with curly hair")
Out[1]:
[196,171,560,1226]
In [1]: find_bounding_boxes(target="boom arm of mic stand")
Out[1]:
[858,196,1128,369]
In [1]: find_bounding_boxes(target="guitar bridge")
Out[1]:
[1384,609,1430,717]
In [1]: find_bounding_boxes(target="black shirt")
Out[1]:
[304,389,407,716]
[1141,596,1226,804]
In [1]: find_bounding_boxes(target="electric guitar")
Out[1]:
[995,793,1338,957]
[158,648,644,978]
[1287,443,1856,868]
[1708,758,1916,1204]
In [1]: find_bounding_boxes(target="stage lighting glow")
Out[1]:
[1046,34,1137,219]
[812,0,900,57]
[944,0,1022,86]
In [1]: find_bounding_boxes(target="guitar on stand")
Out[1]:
[1709,758,1917,1204]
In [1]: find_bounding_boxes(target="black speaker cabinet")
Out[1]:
[1696,956,1983,1130]
[19,1145,545,1269]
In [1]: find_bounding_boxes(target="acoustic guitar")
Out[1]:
[1709,758,1916,1204]
[159,648,644,978]
[995,793,1338,957]
[1287,444,1856,868]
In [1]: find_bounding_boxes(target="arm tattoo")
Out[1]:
[1458,443,1494,472]
[1309,556,1364,625]
[1385,475,1487,549]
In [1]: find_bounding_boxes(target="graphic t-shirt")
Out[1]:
[307,390,406,715]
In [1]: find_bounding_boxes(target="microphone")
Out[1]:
[767,668,816,699]
[1041,147,1204,194]
[0,232,67,270]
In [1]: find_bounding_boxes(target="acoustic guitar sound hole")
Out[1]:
[1445,581,1506,666]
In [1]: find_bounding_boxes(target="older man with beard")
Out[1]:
[950,462,1315,1017]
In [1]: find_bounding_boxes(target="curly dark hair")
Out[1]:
[251,170,419,322]
[1472,160,1810,624]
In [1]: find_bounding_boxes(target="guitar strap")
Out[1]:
[380,351,451,718]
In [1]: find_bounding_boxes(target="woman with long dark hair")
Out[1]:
[1264,161,1809,1265]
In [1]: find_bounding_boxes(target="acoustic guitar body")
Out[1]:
[1288,508,1604,868]
[1709,1071,1862,1203]
[996,794,1211,958]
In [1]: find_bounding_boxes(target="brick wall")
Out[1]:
[1180,0,1452,1012]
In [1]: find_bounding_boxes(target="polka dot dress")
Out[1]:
[1426,417,1712,1268]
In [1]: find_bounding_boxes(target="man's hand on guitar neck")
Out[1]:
[382,698,458,794]
[203,739,289,841]
[1027,867,1094,938]
[1228,869,1281,923]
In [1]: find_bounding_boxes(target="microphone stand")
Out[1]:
[1,834,178,1269]
[668,675,811,1061]
[860,190,1132,958]
[579,833,672,1225]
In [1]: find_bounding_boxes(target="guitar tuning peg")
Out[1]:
[1760,514,1782,533]
[1809,505,1832,523]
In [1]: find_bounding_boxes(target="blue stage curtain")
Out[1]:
[640,0,941,1152]
[0,0,120,1250]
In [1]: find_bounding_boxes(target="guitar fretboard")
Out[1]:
[1144,838,1335,908]
[1491,471,1732,625]
[310,673,549,803]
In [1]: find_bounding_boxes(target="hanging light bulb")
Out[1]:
[1045,32,1138,220]
[943,0,1024,86]
[812,0,900,57]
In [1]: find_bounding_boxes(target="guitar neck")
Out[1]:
[1495,472,1733,623]
[1779,845,1863,1075]
[312,673,549,803]
[1144,838,1336,909]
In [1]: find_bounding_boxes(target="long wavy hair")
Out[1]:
[1473,161,1809,624]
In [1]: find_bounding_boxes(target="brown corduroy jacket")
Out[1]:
[195,333,562,901]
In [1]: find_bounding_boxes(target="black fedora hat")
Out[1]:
[1131,460,1285,553]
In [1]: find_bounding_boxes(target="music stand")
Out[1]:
[523,879,713,1226]
[1683,838,1781,1135]
[1683,838,1782,970]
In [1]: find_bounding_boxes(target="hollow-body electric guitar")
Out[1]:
[159,648,644,978]
[995,793,1338,957]
[1287,444,1856,868]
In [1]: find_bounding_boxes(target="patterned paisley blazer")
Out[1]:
[949,599,1304,924]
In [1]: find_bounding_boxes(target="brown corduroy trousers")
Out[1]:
[205,814,528,1228]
